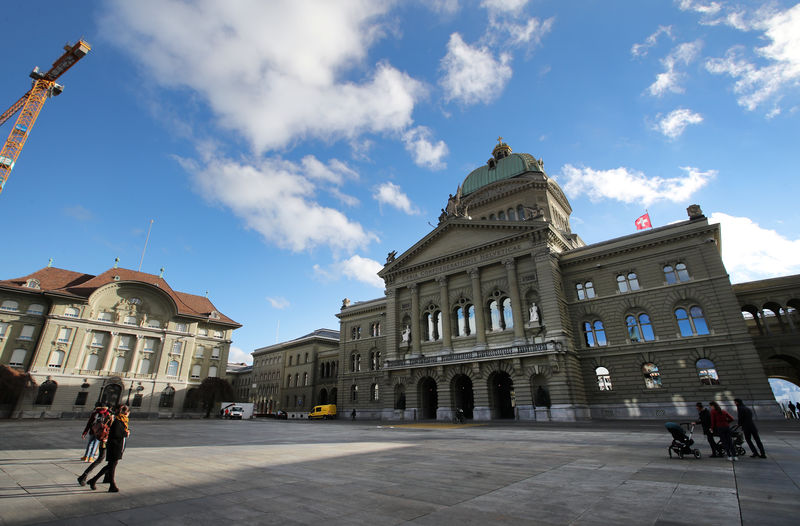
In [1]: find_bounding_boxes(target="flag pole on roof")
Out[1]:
[138,219,154,272]
[635,210,652,230]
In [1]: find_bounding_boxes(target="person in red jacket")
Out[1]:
[709,401,736,461]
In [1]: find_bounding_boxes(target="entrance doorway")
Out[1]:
[489,371,514,419]
[418,377,438,419]
[451,374,474,419]
[99,383,122,408]
[318,388,328,404]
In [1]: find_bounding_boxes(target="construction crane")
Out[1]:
[0,39,91,196]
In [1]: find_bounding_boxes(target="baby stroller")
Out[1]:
[714,424,747,457]
[665,422,701,459]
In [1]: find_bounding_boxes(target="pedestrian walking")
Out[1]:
[694,402,718,457]
[77,407,113,485]
[709,401,737,461]
[734,398,766,458]
[86,408,127,492]
[351,408,356,421]
[80,404,109,462]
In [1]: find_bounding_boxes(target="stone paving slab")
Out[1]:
[0,419,798,525]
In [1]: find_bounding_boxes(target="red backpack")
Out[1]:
[91,411,112,442]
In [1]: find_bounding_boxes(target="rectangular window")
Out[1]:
[143,338,156,353]
[19,325,35,341]
[123,316,137,325]
[91,332,105,347]
[0,322,8,339]
[118,335,132,350]
[97,312,113,322]
[195,345,205,358]
[175,322,187,332]
[171,341,182,354]
[74,391,88,406]
[211,347,220,359]
[213,330,223,339]
[132,393,143,407]
[57,327,72,343]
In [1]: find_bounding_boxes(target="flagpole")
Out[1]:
[138,219,154,272]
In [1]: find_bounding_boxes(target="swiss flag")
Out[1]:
[635,212,651,230]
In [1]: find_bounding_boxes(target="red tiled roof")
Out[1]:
[0,266,240,327]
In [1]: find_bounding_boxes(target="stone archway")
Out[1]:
[329,387,338,405]
[318,388,328,405]
[451,374,474,419]
[488,371,514,419]
[418,376,438,419]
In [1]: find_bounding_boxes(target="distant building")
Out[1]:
[0,265,240,418]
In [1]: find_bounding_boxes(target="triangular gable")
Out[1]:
[382,219,545,277]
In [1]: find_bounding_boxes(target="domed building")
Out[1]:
[334,139,782,421]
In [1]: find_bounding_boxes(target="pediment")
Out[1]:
[381,219,545,278]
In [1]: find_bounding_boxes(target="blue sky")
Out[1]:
[1,0,799,366]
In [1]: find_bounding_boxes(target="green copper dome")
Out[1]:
[461,152,542,196]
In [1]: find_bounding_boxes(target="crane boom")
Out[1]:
[0,39,90,195]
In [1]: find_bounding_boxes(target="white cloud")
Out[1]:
[440,33,513,105]
[481,0,529,14]
[709,212,800,283]
[227,345,252,365]
[374,182,420,215]
[676,0,722,17]
[266,297,290,309]
[63,205,94,222]
[558,164,715,207]
[429,0,460,15]
[704,4,800,112]
[654,108,704,138]
[313,255,385,288]
[648,40,703,96]
[631,25,673,58]
[101,1,424,153]
[402,126,449,169]
[183,154,378,253]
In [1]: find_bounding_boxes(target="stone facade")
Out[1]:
[0,266,240,418]
[328,141,782,422]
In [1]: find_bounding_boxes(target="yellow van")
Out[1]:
[308,404,337,420]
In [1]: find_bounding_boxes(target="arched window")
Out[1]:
[370,350,381,370]
[9,348,26,367]
[34,380,57,405]
[643,363,662,388]
[675,306,710,336]
[48,350,65,368]
[289,356,293,366]
[159,386,175,407]
[27,304,45,315]
[616,273,640,293]
[351,353,361,372]
[351,384,358,402]
[596,367,612,391]
[583,320,607,347]
[191,364,201,378]
[696,359,720,385]
[371,383,379,401]
[303,372,308,386]
[498,210,506,220]
[576,282,595,300]
[626,314,655,342]
[304,353,309,363]
[424,308,442,341]
[294,373,299,387]
[507,208,516,220]
[455,304,475,336]
[502,298,513,329]
[1,300,19,312]
[287,374,292,388]
[166,360,179,376]
[664,262,690,284]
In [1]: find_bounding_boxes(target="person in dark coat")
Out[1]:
[734,398,766,458]
[87,414,126,492]
[694,402,718,457]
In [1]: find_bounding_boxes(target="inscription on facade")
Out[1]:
[397,244,526,284]
[384,342,553,370]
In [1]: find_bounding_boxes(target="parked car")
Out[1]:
[308,404,337,420]
[228,406,244,419]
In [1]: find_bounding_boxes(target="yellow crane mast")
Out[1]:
[0,39,91,196]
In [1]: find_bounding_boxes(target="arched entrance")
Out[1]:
[488,371,514,419]
[451,374,474,419]
[418,377,438,419]
[329,387,338,405]
[394,384,406,410]
[99,383,123,408]
[318,388,328,404]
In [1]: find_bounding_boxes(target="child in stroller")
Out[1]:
[665,421,701,459]
[714,424,747,457]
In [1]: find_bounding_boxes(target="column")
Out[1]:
[71,329,92,371]
[410,284,421,355]
[155,336,169,375]
[385,288,398,360]
[129,335,144,375]
[468,267,487,349]
[101,332,119,371]
[503,258,527,345]
[436,276,452,352]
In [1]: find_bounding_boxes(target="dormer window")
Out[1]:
[123,316,137,326]
[64,307,80,318]
[209,311,220,319]
[26,279,40,289]
[97,312,113,322]
[175,322,188,333]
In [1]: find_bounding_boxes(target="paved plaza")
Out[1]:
[1,418,799,525]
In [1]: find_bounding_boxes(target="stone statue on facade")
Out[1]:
[386,251,397,264]
[401,325,411,345]
[341,298,351,310]
[523,203,545,220]
[529,302,540,323]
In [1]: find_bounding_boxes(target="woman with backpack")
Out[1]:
[77,405,112,485]
[85,405,129,493]
[709,400,737,461]
[81,404,109,462]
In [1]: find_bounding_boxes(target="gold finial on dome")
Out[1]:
[492,136,512,160]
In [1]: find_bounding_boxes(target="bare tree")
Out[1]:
[198,377,234,418]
